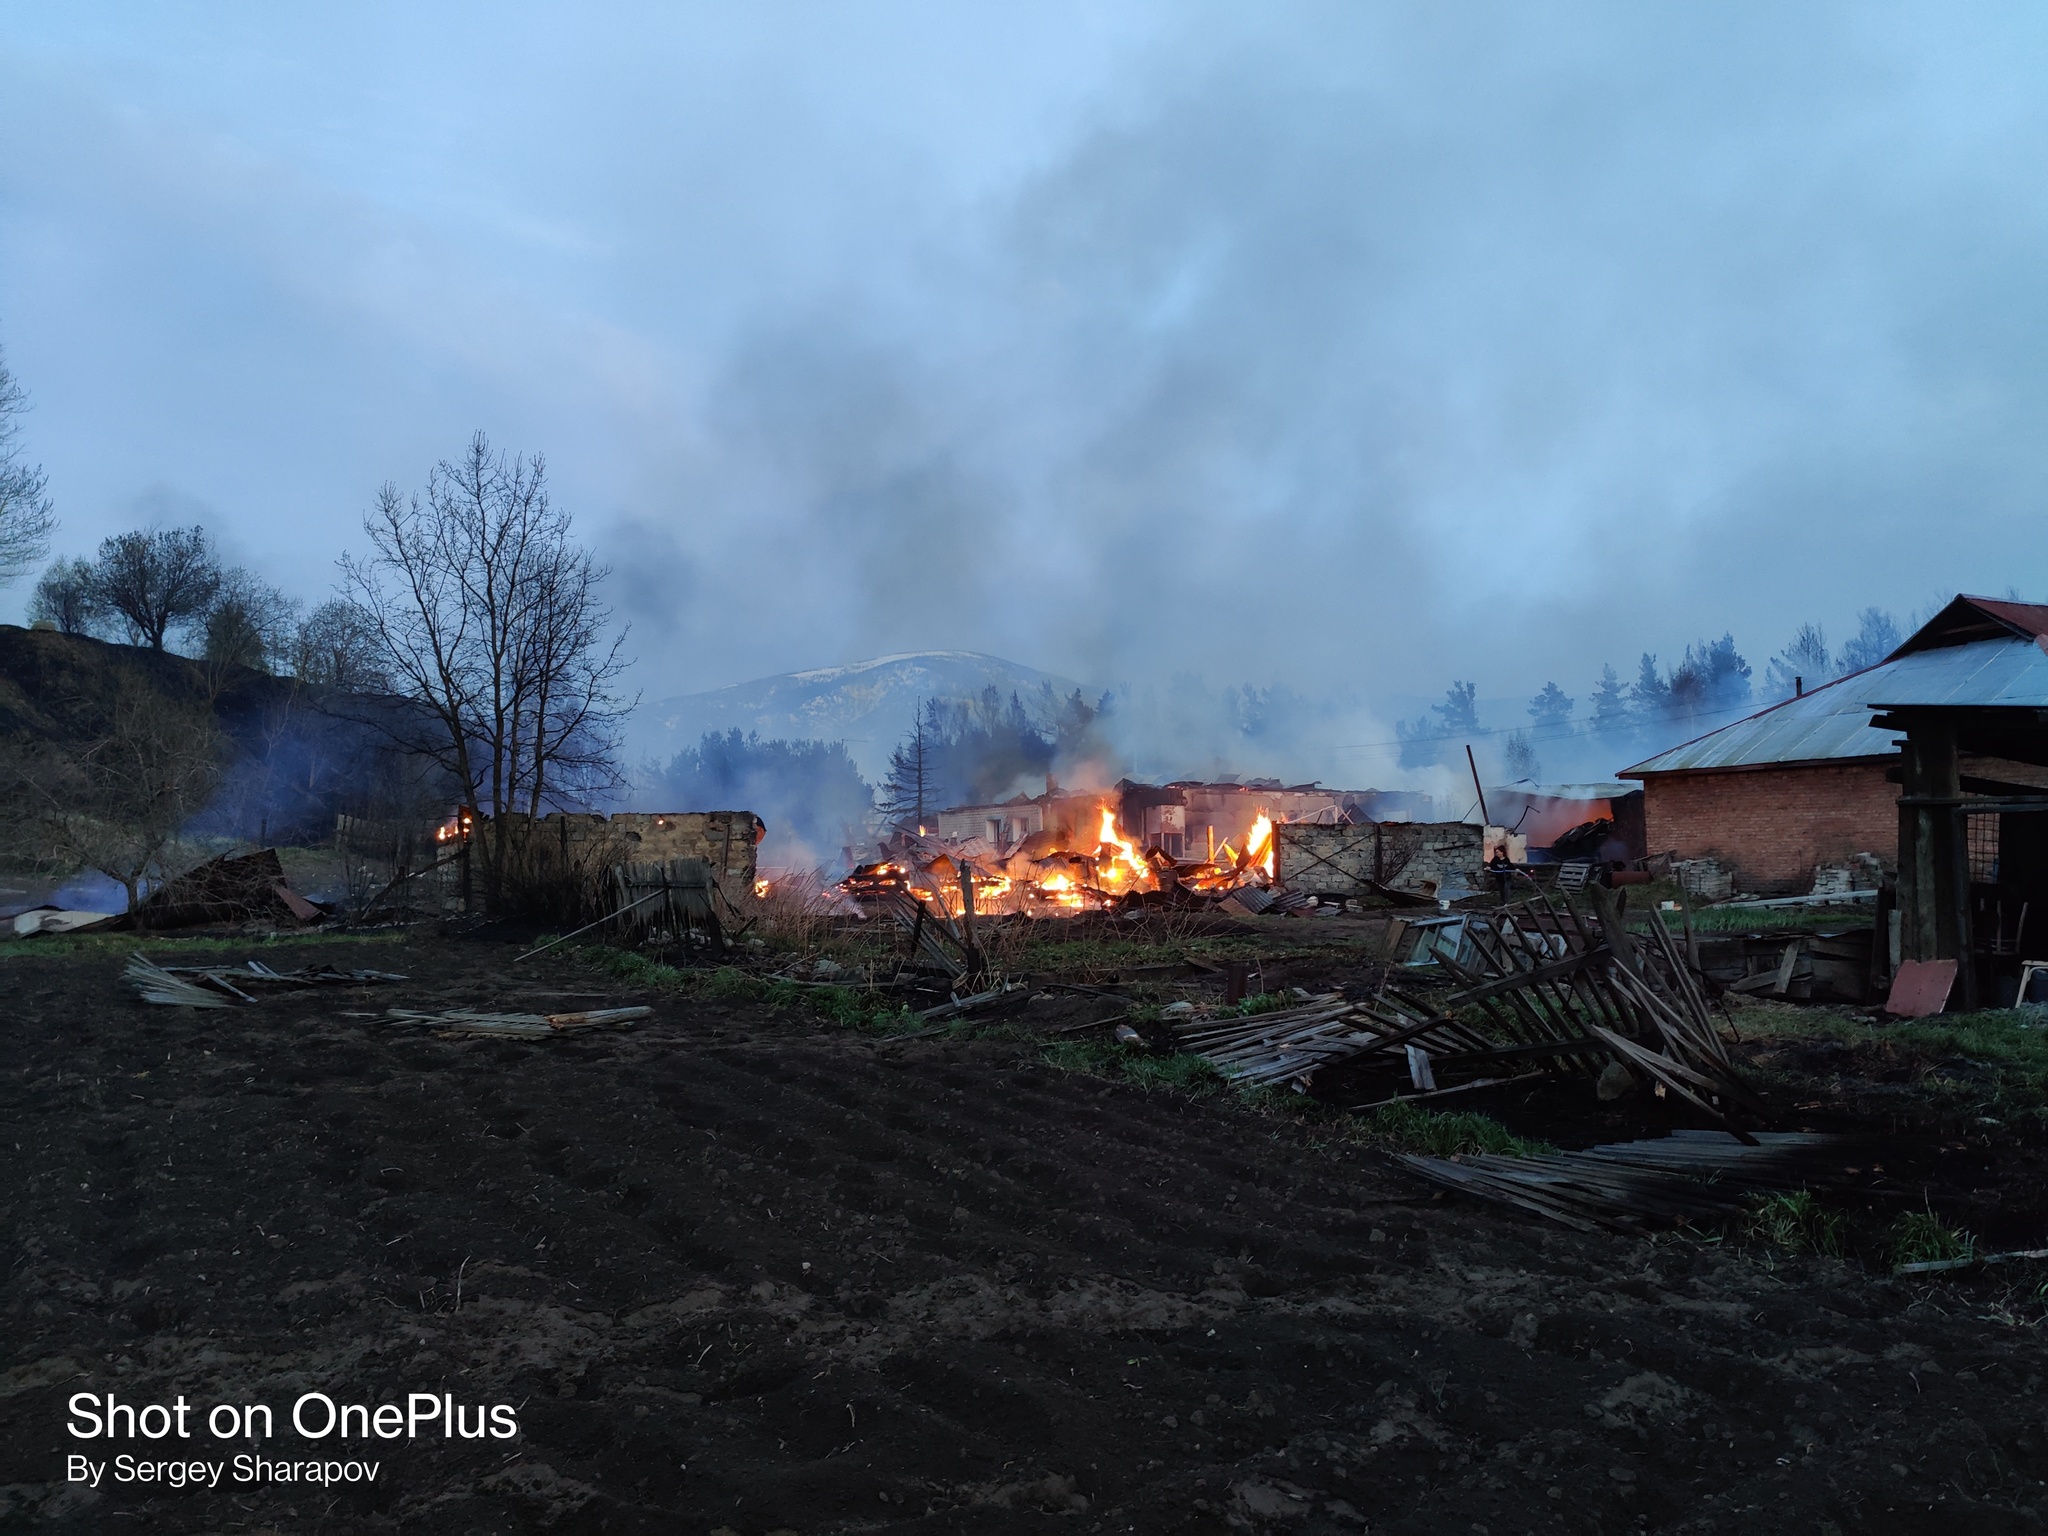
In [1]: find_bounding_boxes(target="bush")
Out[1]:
[1743,1190,1846,1257]
[1889,1210,1975,1269]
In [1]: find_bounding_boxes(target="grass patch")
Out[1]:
[1743,1190,1847,1257]
[1231,991,1296,1017]
[0,929,408,962]
[569,944,690,990]
[1732,1000,2048,1123]
[1353,1100,1550,1158]
[1041,1039,1226,1094]
[1663,904,1877,936]
[1889,1209,1975,1269]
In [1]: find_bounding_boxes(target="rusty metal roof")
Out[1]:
[1623,637,2048,776]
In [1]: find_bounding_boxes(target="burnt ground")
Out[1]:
[3,931,2048,1534]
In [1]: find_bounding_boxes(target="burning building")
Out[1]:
[858,778,1447,918]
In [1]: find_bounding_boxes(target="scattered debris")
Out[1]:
[916,981,1023,1021]
[1894,1246,2048,1276]
[10,908,117,937]
[125,952,409,1007]
[1395,1130,1846,1232]
[378,1006,651,1038]
[1403,884,1761,1131]
[129,849,327,930]
[1165,995,1498,1097]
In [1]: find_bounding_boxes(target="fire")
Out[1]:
[839,799,1279,918]
[1095,806,1155,893]
[753,879,771,899]
[1246,812,1275,879]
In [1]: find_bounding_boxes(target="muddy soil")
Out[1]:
[4,934,2048,1533]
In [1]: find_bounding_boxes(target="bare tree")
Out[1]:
[201,567,300,673]
[0,340,55,587]
[341,432,630,900]
[90,526,223,650]
[288,598,389,691]
[29,556,102,634]
[0,683,222,917]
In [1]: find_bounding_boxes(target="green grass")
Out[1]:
[1230,990,1296,1017]
[1041,1039,1227,1094]
[0,929,407,962]
[1743,1190,1847,1257]
[1734,1000,2048,1118]
[1352,1100,1551,1158]
[569,944,691,990]
[1661,904,1877,936]
[1889,1209,1976,1269]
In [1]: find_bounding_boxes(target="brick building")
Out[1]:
[1621,596,2048,894]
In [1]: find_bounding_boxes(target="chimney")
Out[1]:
[1794,676,1803,698]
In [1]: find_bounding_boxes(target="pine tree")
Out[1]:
[1763,623,1830,701]
[880,704,934,832]
[1837,608,1902,674]
[1527,681,1574,736]
[1588,664,1629,743]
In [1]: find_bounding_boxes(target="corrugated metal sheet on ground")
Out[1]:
[1624,638,2048,776]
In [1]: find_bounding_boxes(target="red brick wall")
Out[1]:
[1639,760,1897,894]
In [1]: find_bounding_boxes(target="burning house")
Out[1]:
[857,778,1459,918]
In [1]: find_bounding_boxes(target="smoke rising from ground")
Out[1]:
[4,5,2048,777]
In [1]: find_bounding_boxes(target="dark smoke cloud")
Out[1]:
[4,3,2048,780]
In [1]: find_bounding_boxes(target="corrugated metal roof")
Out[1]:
[1623,638,2048,776]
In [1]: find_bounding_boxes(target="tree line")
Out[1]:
[0,334,631,914]
[1397,607,1909,781]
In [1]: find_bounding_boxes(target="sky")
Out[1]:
[5,2,2048,776]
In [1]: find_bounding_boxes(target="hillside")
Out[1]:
[632,650,1090,782]
[0,624,434,844]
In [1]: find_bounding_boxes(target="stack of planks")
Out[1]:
[378,1006,651,1038]
[1395,1129,1845,1232]
[1168,990,1494,1091]
[1164,884,1761,1129]
[1420,884,1761,1133]
[126,953,410,1007]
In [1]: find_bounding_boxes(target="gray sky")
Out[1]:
[4,2,2046,759]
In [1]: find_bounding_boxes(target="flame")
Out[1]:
[1034,870,1085,910]
[1246,812,1275,879]
[753,879,771,899]
[1095,806,1155,893]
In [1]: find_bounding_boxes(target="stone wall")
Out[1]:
[484,811,764,892]
[1274,821,1485,897]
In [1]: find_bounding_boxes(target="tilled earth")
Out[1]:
[3,935,2048,1533]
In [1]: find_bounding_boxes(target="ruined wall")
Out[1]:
[1639,762,1896,895]
[487,811,763,891]
[1274,821,1484,896]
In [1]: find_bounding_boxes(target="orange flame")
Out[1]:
[1246,812,1275,879]
[1096,806,1155,893]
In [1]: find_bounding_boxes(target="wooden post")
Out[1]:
[1465,745,1490,827]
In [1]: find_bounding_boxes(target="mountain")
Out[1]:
[631,651,1090,783]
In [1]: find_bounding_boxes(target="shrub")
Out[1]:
[1889,1210,1975,1269]
[1743,1190,1846,1257]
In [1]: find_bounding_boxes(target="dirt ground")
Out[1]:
[4,927,2048,1533]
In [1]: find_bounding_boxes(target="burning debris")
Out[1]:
[842,799,1281,919]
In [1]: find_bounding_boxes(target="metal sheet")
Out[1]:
[1884,958,1957,1018]
[1624,639,2048,776]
